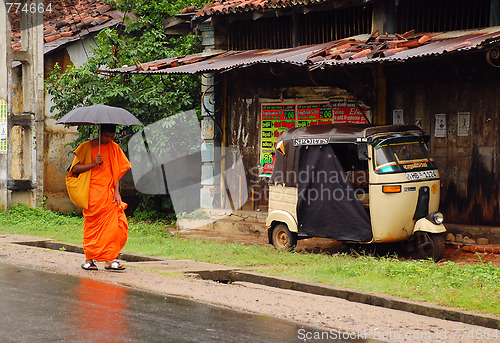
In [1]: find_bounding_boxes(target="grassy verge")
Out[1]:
[0,204,499,315]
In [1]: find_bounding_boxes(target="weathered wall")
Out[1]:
[42,48,79,212]
[0,5,9,210]
[10,68,26,182]
[386,51,500,225]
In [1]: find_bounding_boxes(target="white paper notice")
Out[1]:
[457,112,470,137]
[393,109,404,125]
[435,114,446,138]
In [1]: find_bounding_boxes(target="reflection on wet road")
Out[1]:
[0,263,373,343]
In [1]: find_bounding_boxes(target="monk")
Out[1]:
[69,124,131,271]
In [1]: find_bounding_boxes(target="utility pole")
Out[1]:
[1,1,44,209]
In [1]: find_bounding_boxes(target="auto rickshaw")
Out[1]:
[266,124,447,261]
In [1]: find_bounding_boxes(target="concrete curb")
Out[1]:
[194,271,500,330]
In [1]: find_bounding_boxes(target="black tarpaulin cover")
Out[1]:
[296,145,373,242]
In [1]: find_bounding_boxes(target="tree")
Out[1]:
[46,0,207,218]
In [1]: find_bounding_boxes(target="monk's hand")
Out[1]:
[113,193,122,206]
[94,155,103,166]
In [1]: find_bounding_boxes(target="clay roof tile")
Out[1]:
[11,0,122,50]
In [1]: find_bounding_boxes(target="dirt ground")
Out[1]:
[174,228,500,267]
[0,233,498,343]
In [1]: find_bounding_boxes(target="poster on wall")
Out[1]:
[435,113,447,138]
[260,98,369,176]
[260,104,296,175]
[0,100,7,154]
[457,112,470,137]
[393,109,404,125]
[330,97,369,124]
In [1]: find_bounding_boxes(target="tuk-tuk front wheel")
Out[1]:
[415,232,445,262]
[271,223,297,251]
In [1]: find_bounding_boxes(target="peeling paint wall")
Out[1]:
[387,52,500,225]
[10,68,26,181]
[42,47,81,212]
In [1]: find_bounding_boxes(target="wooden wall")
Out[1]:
[386,51,500,225]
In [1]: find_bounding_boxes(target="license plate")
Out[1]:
[405,170,437,181]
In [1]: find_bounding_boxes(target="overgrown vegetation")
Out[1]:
[1,205,499,315]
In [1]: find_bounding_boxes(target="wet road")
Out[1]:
[0,263,373,343]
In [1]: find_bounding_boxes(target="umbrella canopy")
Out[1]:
[56,104,143,126]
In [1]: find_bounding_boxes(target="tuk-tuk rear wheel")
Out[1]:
[271,223,297,251]
[415,232,445,262]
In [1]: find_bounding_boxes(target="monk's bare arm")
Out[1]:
[71,155,102,174]
[113,179,122,205]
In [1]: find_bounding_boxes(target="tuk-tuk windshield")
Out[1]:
[374,136,436,174]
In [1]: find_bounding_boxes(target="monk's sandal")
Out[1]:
[105,261,125,271]
[81,261,98,271]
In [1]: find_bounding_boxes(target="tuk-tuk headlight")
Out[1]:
[426,212,444,225]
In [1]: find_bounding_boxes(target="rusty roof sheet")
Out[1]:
[317,27,500,67]
[99,41,337,74]
[99,27,500,75]
[10,0,128,54]
[194,0,329,20]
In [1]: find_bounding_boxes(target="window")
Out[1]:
[331,143,369,189]
[374,137,436,174]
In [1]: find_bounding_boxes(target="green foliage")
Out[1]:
[132,194,177,221]
[0,204,84,243]
[108,0,207,31]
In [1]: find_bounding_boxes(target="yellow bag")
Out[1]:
[66,141,93,209]
[65,169,91,209]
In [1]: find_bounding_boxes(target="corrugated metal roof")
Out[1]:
[99,41,336,74]
[194,0,330,20]
[320,27,500,67]
[99,27,500,75]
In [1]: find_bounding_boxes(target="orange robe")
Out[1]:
[72,141,131,262]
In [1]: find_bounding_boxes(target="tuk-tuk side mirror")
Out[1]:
[357,144,369,161]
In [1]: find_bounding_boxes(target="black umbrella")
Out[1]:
[56,104,143,126]
[56,104,143,155]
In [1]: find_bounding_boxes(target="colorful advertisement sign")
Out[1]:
[260,98,369,176]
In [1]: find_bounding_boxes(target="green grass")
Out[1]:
[0,204,499,315]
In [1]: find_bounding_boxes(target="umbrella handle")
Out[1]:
[98,125,103,165]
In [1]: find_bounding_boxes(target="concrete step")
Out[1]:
[205,209,268,224]
[176,209,268,236]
